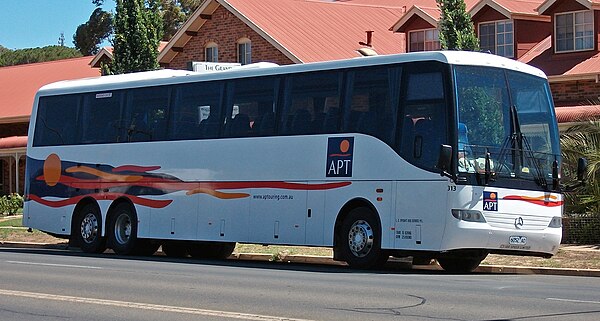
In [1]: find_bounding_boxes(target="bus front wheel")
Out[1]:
[75,203,106,253]
[338,207,387,269]
[437,254,487,273]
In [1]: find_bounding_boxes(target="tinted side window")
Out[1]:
[170,82,223,140]
[81,91,125,144]
[281,71,342,135]
[399,63,449,170]
[34,95,80,146]
[224,77,278,138]
[126,86,170,142]
[344,66,401,146]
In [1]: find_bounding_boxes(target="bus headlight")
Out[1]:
[452,209,486,223]
[548,216,562,228]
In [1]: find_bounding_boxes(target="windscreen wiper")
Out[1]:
[496,105,547,188]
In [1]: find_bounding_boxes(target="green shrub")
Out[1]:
[0,193,24,216]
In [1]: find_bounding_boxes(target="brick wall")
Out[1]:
[550,80,600,106]
[168,5,295,69]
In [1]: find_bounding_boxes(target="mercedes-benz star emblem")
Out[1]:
[515,217,524,229]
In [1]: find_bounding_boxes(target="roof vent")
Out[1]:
[359,30,374,47]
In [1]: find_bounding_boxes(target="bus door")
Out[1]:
[395,180,447,250]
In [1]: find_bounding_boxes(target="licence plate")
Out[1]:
[509,236,527,245]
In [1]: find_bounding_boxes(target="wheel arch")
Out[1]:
[71,197,100,237]
[332,198,381,260]
[106,197,137,224]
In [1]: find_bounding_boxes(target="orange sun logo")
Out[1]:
[340,139,350,153]
[43,153,62,187]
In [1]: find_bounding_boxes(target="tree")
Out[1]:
[73,7,113,55]
[0,46,82,67]
[561,120,600,214]
[436,0,479,51]
[108,0,163,74]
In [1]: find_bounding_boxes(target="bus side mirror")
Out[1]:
[437,144,455,181]
[577,157,588,181]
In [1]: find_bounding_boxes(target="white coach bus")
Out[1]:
[24,51,565,272]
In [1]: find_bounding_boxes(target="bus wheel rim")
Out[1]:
[348,220,373,258]
[114,213,131,245]
[81,213,98,243]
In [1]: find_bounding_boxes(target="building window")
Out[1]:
[238,38,251,65]
[205,42,218,62]
[555,10,594,53]
[479,20,514,58]
[409,29,440,52]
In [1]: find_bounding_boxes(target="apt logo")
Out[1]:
[326,137,354,177]
[483,191,498,211]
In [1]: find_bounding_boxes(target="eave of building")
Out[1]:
[158,0,221,64]
[470,1,551,22]
[538,0,600,15]
[89,47,113,68]
[0,116,29,125]
[158,0,302,65]
[390,5,439,32]
[548,73,600,82]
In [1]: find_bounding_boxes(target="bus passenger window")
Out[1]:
[281,71,342,135]
[34,95,80,146]
[344,66,400,146]
[170,82,223,140]
[126,87,170,142]
[225,77,278,138]
[400,68,448,170]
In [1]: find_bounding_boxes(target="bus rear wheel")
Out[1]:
[108,203,155,255]
[188,241,236,259]
[338,207,387,269]
[75,204,106,253]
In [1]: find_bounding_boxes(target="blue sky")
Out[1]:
[0,0,116,50]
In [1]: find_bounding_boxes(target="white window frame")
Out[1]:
[478,19,514,58]
[555,10,594,53]
[237,38,251,65]
[408,28,440,52]
[205,42,218,62]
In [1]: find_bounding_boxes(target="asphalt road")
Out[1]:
[1,247,600,321]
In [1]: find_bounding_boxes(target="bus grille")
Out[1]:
[484,213,551,230]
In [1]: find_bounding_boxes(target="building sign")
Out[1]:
[191,62,241,73]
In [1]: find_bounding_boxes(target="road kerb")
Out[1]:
[2,241,600,277]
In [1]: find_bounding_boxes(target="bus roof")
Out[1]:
[38,51,547,95]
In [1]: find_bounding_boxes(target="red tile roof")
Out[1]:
[0,57,100,122]
[555,105,600,123]
[160,0,406,64]
[0,136,27,149]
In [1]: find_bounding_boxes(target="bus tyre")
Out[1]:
[75,204,106,253]
[162,242,189,258]
[108,203,142,255]
[437,254,487,273]
[188,242,236,259]
[339,207,387,269]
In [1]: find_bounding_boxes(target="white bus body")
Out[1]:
[24,51,562,271]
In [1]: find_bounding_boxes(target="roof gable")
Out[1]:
[159,0,405,64]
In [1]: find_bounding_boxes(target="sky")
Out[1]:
[0,0,116,50]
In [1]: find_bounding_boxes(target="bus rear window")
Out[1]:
[34,95,80,147]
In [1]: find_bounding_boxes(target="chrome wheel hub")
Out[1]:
[114,213,132,245]
[348,220,373,258]
[81,213,98,244]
